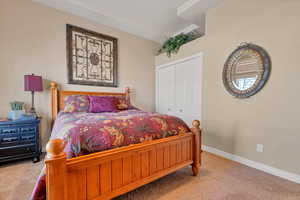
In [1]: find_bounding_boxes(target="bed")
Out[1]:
[41,82,202,200]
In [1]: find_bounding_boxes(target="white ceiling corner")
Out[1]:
[33,0,163,42]
[33,0,220,43]
[177,0,221,24]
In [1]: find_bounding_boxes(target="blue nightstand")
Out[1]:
[0,118,41,163]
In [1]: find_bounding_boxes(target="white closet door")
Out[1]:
[174,62,186,120]
[157,66,175,115]
[175,56,202,126]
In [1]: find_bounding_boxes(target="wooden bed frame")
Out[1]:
[45,82,202,200]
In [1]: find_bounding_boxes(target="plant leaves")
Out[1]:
[158,33,196,57]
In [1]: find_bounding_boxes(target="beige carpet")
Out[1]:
[0,152,300,200]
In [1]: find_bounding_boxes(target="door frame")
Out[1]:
[155,53,204,122]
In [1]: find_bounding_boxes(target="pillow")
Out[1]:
[115,96,132,110]
[63,95,90,113]
[88,96,117,113]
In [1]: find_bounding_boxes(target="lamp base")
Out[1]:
[29,91,37,116]
[28,108,38,117]
[29,107,37,115]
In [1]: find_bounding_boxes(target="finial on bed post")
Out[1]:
[192,120,200,130]
[50,81,57,89]
[46,139,65,159]
[45,139,67,200]
[125,87,130,104]
[191,120,201,176]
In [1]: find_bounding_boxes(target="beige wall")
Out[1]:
[0,0,159,148]
[156,0,300,175]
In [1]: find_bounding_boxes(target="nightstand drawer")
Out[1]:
[0,145,36,158]
[0,134,19,147]
[20,127,36,134]
[1,127,18,134]
[1,136,19,143]
[19,134,36,145]
[20,135,35,141]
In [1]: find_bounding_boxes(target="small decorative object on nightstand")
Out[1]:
[24,74,43,115]
[0,118,41,163]
[8,101,25,120]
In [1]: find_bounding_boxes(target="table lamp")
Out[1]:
[24,74,43,115]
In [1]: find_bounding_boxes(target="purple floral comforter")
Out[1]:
[31,109,189,200]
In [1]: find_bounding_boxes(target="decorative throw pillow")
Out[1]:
[63,95,90,113]
[88,96,117,113]
[115,96,131,110]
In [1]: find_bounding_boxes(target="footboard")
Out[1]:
[45,120,201,200]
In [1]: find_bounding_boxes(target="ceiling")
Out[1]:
[33,0,220,43]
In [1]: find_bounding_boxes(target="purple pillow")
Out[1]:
[63,95,90,113]
[88,96,117,113]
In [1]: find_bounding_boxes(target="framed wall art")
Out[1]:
[66,24,118,87]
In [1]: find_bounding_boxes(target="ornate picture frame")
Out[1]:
[66,24,118,87]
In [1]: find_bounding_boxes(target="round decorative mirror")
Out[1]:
[223,43,271,98]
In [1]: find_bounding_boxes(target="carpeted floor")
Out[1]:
[0,152,300,200]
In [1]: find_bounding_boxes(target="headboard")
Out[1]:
[50,82,130,123]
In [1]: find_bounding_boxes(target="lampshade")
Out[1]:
[24,74,43,92]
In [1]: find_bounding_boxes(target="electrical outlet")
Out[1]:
[256,144,264,153]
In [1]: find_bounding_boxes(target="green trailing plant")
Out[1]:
[159,33,196,57]
[10,101,24,111]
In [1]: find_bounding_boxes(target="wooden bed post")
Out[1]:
[45,139,67,200]
[50,82,58,124]
[191,120,201,176]
[125,87,130,104]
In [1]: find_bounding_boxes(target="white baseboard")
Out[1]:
[202,145,300,184]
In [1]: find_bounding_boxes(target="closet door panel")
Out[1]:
[174,62,187,120]
[185,57,202,121]
[157,66,175,115]
[175,57,202,126]
[156,54,203,126]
